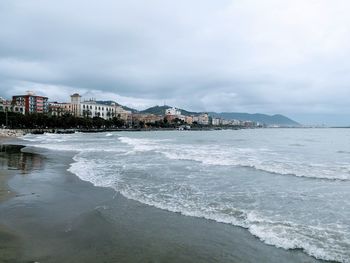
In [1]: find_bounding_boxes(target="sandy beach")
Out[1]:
[0,141,330,263]
[0,143,26,263]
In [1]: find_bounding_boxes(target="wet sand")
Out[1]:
[0,171,19,263]
[0,166,20,263]
[0,143,25,263]
[0,170,14,203]
[0,144,331,263]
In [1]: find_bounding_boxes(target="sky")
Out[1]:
[1,0,350,125]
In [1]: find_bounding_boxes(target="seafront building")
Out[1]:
[48,93,132,122]
[132,113,163,125]
[165,107,186,123]
[12,91,49,114]
[71,93,131,121]
[164,107,210,125]
[212,118,221,126]
[185,116,193,124]
[0,97,25,114]
[49,102,71,117]
[165,107,195,124]
[193,113,209,125]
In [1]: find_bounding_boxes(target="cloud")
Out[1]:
[0,0,350,124]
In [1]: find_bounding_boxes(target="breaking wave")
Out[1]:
[118,136,350,181]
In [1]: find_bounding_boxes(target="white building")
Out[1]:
[212,118,221,126]
[59,93,131,121]
[165,107,181,116]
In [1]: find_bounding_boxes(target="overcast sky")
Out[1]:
[1,0,350,125]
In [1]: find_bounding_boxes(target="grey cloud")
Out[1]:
[1,0,350,124]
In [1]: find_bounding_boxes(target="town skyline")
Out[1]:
[1,90,300,128]
[1,88,345,126]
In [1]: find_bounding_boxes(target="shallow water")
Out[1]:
[22,128,350,262]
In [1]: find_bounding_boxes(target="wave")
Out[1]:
[118,137,350,181]
[21,133,125,153]
[68,153,350,262]
[22,134,350,180]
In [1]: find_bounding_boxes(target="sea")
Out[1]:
[21,128,350,262]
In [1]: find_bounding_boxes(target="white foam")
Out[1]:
[66,150,350,262]
[118,136,350,180]
[249,223,350,262]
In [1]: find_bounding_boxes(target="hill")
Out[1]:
[96,101,138,113]
[140,105,198,116]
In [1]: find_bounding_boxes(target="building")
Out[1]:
[165,107,186,123]
[49,102,71,117]
[12,91,48,114]
[212,118,221,126]
[0,97,12,113]
[165,107,181,116]
[185,116,193,125]
[132,114,163,125]
[67,93,131,121]
[0,97,25,114]
[193,113,209,125]
[70,93,81,117]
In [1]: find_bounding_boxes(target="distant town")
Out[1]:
[0,91,273,132]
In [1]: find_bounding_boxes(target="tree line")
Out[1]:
[0,112,126,129]
[1,112,256,131]
[0,112,196,130]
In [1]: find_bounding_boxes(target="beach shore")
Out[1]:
[0,129,25,138]
[0,143,26,263]
[0,143,329,263]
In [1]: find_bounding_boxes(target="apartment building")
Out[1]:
[0,97,26,114]
[12,91,48,114]
[193,113,209,125]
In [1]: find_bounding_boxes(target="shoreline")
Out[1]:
[0,126,243,136]
[1,126,346,138]
[0,142,331,263]
[0,142,23,202]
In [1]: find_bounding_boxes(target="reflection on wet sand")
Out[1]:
[0,145,43,174]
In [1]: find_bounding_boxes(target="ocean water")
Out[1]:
[21,129,350,262]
